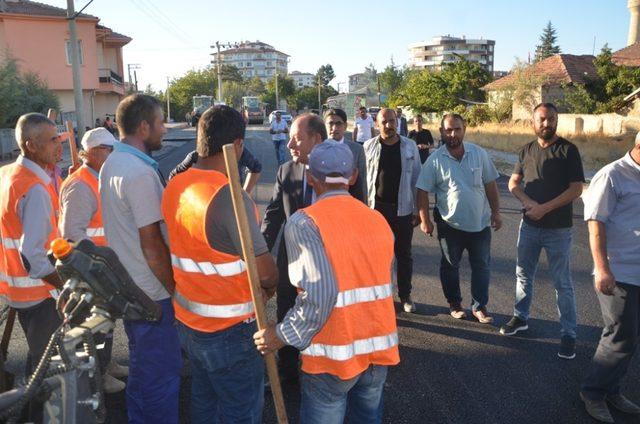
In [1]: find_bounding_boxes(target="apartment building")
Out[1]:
[289,71,315,88]
[408,36,495,72]
[0,0,131,124]
[212,41,289,83]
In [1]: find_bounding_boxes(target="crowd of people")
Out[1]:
[0,94,637,424]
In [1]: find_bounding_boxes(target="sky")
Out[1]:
[49,0,629,92]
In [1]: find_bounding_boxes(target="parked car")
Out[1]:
[368,107,381,122]
[268,110,293,125]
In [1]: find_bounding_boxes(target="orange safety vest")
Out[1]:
[59,165,106,246]
[161,167,255,333]
[0,163,59,306]
[301,195,400,380]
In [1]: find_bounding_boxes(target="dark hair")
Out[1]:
[533,102,558,114]
[116,94,162,136]
[295,113,327,140]
[359,106,367,112]
[440,113,465,128]
[196,105,246,157]
[323,108,347,124]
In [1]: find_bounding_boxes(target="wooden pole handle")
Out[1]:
[222,144,289,424]
[46,108,57,122]
[65,120,80,169]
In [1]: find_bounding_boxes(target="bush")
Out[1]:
[464,105,491,127]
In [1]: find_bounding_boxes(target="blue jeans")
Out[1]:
[123,298,182,424]
[273,139,287,166]
[300,365,388,424]
[436,220,492,311]
[514,220,577,338]
[177,320,264,424]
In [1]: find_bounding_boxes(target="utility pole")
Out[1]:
[317,74,321,112]
[166,77,171,122]
[275,72,279,111]
[127,64,141,93]
[210,41,238,103]
[376,75,381,107]
[66,0,85,140]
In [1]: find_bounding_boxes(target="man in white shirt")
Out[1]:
[353,106,374,144]
[270,111,289,166]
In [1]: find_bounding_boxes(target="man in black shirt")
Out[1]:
[408,115,435,163]
[500,103,585,361]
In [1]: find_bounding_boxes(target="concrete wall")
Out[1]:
[555,113,640,136]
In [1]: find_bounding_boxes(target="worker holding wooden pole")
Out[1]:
[253,140,400,424]
[161,105,284,423]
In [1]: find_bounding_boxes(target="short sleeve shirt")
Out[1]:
[417,142,499,232]
[99,144,169,301]
[271,120,288,141]
[582,152,640,286]
[355,116,374,142]
[513,137,585,228]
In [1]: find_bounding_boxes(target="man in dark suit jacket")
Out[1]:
[261,113,327,384]
[397,108,408,137]
[323,108,367,203]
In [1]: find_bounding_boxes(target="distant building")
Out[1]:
[408,36,495,72]
[0,0,131,125]
[289,71,315,88]
[483,54,597,120]
[612,42,640,67]
[492,70,509,79]
[212,41,289,83]
[349,73,368,92]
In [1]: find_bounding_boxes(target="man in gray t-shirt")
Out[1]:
[99,94,181,424]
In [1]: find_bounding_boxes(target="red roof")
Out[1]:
[0,0,97,19]
[483,54,597,91]
[612,42,640,67]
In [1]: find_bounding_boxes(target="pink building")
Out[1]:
[0,0,131,125]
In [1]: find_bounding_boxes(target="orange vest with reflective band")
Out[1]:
[301,195,400,380]
[161,167,254,333]
[0,163,59,306]
[59,165,106,246]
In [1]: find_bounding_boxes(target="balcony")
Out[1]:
[98,68,124,95]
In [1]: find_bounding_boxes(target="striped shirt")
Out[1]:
[275,190,344,350]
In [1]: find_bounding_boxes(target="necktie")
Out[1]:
[303,183,313,207]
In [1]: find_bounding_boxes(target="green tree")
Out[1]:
[498,59,550,113]
[245,77,266,96]
[558,84,597,113]
[168,68,216,121]
[392,59,491,112]
[378,61,405,103]
[0,56,59,127]
[316,64,335,87]
[262,75,296,110]
[534,21,561,62]
[210,64,244,83]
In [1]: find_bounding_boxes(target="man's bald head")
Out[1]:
[295,113,327,140]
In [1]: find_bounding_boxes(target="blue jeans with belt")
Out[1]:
[177,320,264,424]
[273,139,287,166]
[514,220,577,338]
[300,365,388,424]
[123,298,182,424]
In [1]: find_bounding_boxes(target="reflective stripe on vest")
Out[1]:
[173,290,254,318]
[1,237,21,250]
[302,332,399,361]
[86,227,104,237]
[0,273,46,288]
[170,254,246,277]
[335,283,392,308]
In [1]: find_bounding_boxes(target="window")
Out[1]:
[246,62,252,67]
[65,40,84,65]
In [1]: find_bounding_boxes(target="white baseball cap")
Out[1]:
[80,128,117,151]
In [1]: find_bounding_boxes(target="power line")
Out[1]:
[129,0,191,45]
[138,0,191,41]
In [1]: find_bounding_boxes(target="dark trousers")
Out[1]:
[16,298,62,375]
[582,282,640,401]
[123,298,182,424]
[276,243,300,381]
[436,219,491,311]
[375,201,414,300]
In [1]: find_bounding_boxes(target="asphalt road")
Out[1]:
[4,125,639,424]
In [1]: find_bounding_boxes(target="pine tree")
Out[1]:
[534,21,561,62]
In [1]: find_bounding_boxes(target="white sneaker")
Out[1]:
[401,298,416,313]
[103,373,126,394]
[106,361,129,378]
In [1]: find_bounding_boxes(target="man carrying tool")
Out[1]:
[162,105,278,423]
[254,140,399,423]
